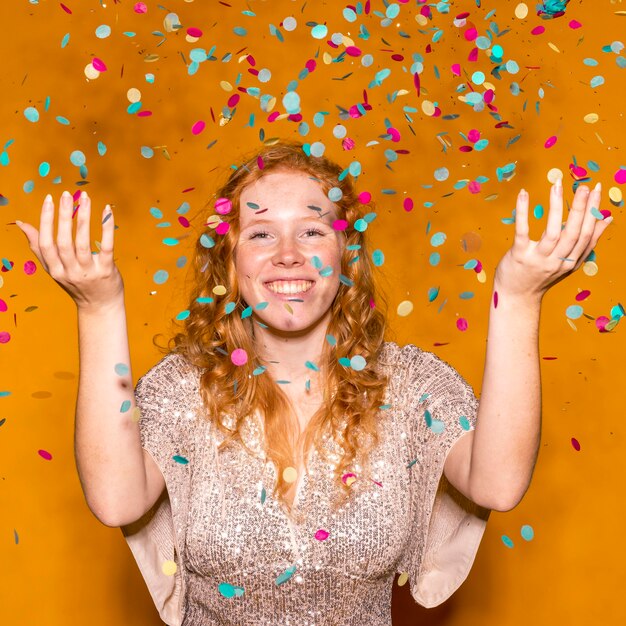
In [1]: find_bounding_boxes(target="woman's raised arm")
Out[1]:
[15,191,164,527]
[444,181,612,511]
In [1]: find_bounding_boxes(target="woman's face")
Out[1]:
[234,169,345,337]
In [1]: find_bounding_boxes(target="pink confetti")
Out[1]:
[215,198,232,215]
[227,94,240,108]
[314,529,329,541]
[570,165,587,179]
[257,156,265,169]
[342,137,355,150]
[403,197,413,212]
[24,261,37,275]
[595,316,610,332]
[191,120,206,135]
[387,127,401,142]
[575,290,591,302]
[341,472,357,485]
[614,168,626,185]
[484,89,495,103]
[267,112,280,123]
[464,27,478,41]
[456,318,468,331]
[133,2,148,13]
[468,181,481,194]
[332,219,348,231]
[137,110,152,117]
[60,3,72,14]
[468,129,481,143]
[305,59,317,72]
[187,27,203,38]
[544,135,557,149]
[468,47,478,62]
[493,291,498,308]
[474,260,483,273]
[345,46,361,57]
[38,449,53,460]
[569,20,582,29]
[230,348,248,366]
[0,299,7,312]
[451,63,461,76]
[216,222,230,235]
[92,58,107,72]
[178,216,190,228]
[571,438,581,452]
[0,331,10,344]
[531,26,546,35]
[358,191,371,204]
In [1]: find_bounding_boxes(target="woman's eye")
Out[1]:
[305,229,324,237]
[250,231,269,239]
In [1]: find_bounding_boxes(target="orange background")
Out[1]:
[1,1,624,624]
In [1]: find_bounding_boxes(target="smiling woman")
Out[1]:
[16,138,611,626]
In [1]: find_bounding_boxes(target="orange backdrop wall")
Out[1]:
[1,1,624,624]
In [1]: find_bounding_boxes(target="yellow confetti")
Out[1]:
[566,319,578,332]
[476,270,487,284]
[515,3,529,19]
[284,302,294,315]
[131,407,142,423]
[397,572,409,587]
[84,63,100,80]
[323,52,333,65]
[608,186,623,203]
[219,80,233,92]
[144,54,160,63]
[606,319,619,331]
[127,88,141,103]
[415,14,428,26]
[583,261,598,277]
[547,168,563,184]
[397,300,414,317]
[548,42,561,53]
[162,560,177,576]
[283,467,298,483]
[342,34,355,47]
[213,285,227,296]
[421,100,435,116]
[584,113,599,124]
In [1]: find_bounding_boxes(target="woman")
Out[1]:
[15,141,610,625]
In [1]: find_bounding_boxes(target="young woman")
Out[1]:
[15,141,610,625]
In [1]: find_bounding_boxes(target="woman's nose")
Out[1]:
[272,237,305,266]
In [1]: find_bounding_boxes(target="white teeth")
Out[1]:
[265,280,314,294]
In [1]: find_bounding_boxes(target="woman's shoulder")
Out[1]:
[136,350,202,392]
[377,340,424,367]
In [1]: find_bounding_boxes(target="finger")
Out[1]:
[573,214,612,271]
[15,221,44,263]
[38,194,65,275]
[56,191,76,267]
[97,204,115,267]
[513,189,530,249]
[568,183,603,263]
[552,184,590,261]
[75,191,94,265]
[536,179,564,256]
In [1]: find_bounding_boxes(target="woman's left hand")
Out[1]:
[494,180,612,300]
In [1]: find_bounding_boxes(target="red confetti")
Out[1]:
[38,449,53,460]
[571,438,581,452]
[531,26,546,35]
[403,197,413,212]
[187,27,203,38]
[60,3,72,14]
[575,290,591,302]
[493,291,498,308]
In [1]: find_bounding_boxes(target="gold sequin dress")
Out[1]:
[121,341,490,625]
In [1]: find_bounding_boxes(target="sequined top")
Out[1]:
[121,341,490,626]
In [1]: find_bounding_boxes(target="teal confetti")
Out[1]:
[114,363,130,376]
[153,270,169,284]
[275,565,297,586]
[350,355,367,371]
[173,455,189,465]
[521,525,534,541]
[120,400,131,413]
[176,310,190,320]
[24,107,39,123]
[218,582,244,598]
[501,535,514,548]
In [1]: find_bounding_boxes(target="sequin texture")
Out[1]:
[121,342,490,625]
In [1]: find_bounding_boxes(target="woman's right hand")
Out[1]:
[15,191,124,312]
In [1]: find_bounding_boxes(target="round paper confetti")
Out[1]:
[397,300,413,317]
[283,466,298,483]
[314,529,329,541]
[162,560,177,576]
[397,572,409,586]
[230,348,248,366]
[520,525,534,541]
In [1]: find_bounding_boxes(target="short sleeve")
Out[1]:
[120,351,200,626]
[392,343,490,608]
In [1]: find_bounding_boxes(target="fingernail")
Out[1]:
[595,182,602,192]
[555,177,562,189]
[604,216,613,225]
[81,191,87,199]
[519,188,526,195]
[45,194,52,202]
[15,220,23,226]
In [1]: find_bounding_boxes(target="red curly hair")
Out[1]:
[162,140,389,509]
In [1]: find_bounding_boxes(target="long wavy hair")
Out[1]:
[163,140,389,507]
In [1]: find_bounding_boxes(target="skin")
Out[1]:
[14,176,613,517]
